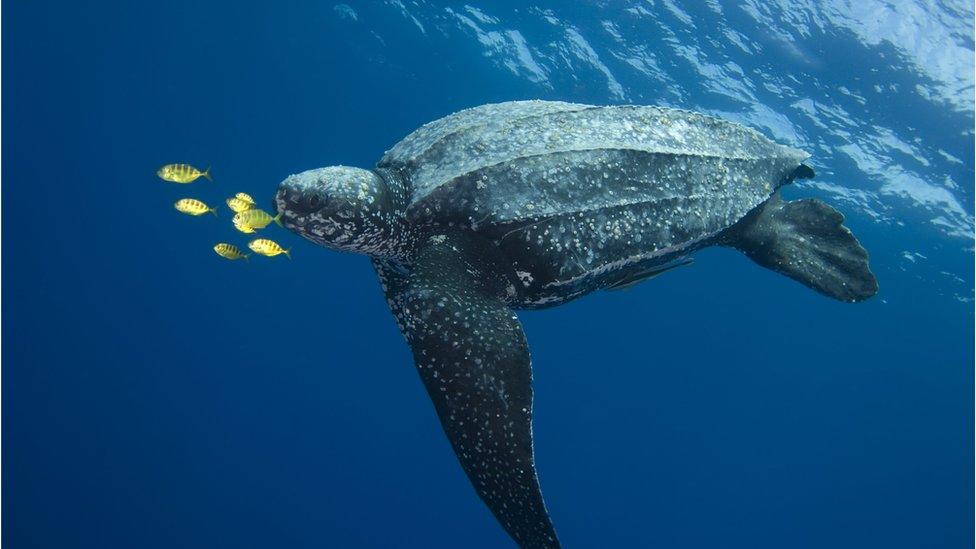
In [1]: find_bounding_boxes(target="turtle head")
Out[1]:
[275,166,412,258]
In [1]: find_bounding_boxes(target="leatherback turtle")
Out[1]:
[274,101,877,548]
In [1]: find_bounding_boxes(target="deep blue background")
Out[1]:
[4,1,973,548]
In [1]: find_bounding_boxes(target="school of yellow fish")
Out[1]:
[157,163,291,261]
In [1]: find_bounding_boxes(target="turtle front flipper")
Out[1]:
[372,233,560,549]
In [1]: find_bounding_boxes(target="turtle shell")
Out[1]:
[378,101,810,307]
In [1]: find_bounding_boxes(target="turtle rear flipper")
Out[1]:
[372,232,560,549]
[726,193,878,302]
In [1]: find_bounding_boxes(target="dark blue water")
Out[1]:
[4,1,973,548]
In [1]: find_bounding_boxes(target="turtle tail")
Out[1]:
[723,192,878,303]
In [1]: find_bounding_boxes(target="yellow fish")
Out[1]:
[213,243,249,261]
[232,219,257,234]
[235,192,255,204]
[158,163,212,183]
[226,196,255,213]
[248,238,291,259]
[233,208,281,230]
[174,198,217,216]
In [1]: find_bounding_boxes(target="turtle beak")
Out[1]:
[274,182,303,230]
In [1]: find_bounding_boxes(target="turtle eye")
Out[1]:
[302,194,323,210]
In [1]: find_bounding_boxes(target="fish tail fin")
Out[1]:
[210,206,218,217]
[284,248,292,260]
[273,212,283,227]
[201,166,212,181]
[725,192,878,302]
[243,254,250,262]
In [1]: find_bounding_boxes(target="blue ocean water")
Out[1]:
[4,1,973,547]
